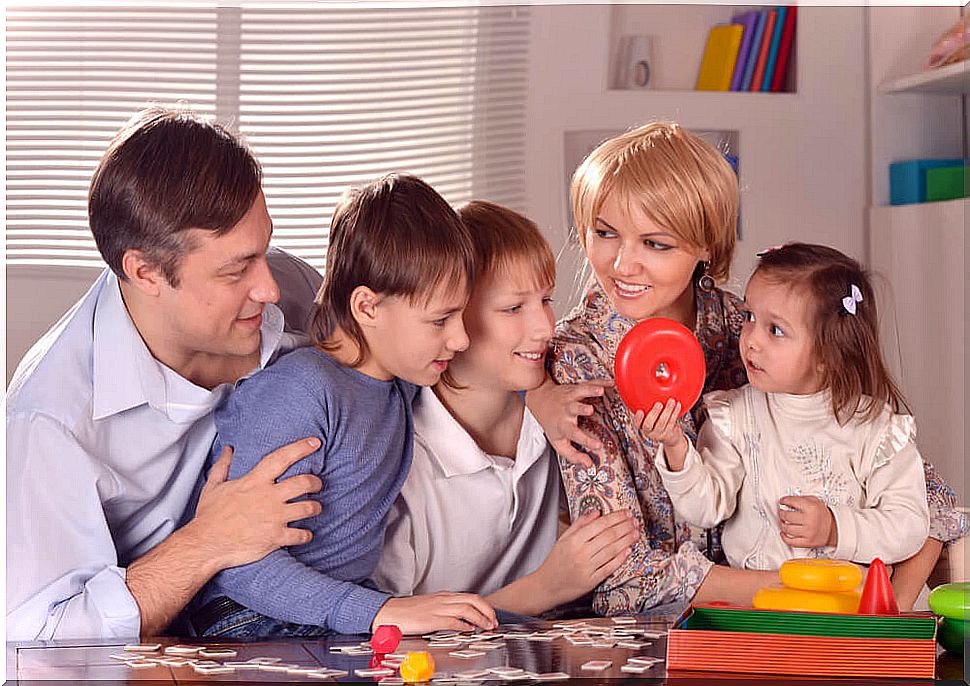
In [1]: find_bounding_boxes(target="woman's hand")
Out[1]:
[634,399,688,470]
[372,592,497,635]
[525,374,612,467]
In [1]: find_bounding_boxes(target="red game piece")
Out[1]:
[614,317,706,415]
[370,624,403,654]
[857,558,899,615]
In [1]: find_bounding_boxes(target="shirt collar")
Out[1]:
[413,386,548,479]
[92,271,287,423]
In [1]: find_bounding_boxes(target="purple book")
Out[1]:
[729,11,759,91]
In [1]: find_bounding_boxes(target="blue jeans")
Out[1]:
[196,598,336,639]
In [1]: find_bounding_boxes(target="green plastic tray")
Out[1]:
[683,605,936,639]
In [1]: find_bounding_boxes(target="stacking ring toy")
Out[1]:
[753,585,861,614]
[614,317,706,415]
[928,582,970,621]
[779,558,863,593]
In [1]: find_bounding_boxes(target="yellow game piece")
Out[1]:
[754,584,861,614]
[779,558,863,593]
[400,651,435,683]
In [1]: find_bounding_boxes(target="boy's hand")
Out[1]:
[634,399,688,470]
[526,375,612,468]
[373,593,497,634]
[537,510,638,606]
[778,495,838,548]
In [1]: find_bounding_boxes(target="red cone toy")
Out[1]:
[371,624,403,654]
[857,558,899,615]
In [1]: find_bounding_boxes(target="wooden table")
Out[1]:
[6,616,966,684]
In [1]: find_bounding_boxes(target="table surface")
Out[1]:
[6,616,966,684]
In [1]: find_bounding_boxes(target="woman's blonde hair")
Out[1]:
[570,121,738,283]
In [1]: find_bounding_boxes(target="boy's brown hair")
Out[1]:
[89,107,261,287]
[311,173,475,367]
[571,121,738,284]
[754,242,908,423]
[457,200,555,292]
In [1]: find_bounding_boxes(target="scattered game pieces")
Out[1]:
[449,650,487,659]
[356,667,397,677]
[372,624,404,654]
[198,648,238,658]
[486,666,525,676]
[612,616,637,624]
[628,656,663,666]
[580,660,612,671]
[123,643,161,652]
[163,644,202,655]
[400,651,435,683]
[126,660,156,669]
[621,663,654,674]
[247,656,284,664]
[535,672,571,680]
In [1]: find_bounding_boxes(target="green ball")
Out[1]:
[928,582,970,620]
[938,617,967,655]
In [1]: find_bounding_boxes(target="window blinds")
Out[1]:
[5,4,530,270]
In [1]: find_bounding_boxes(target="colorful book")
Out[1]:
[749,9,776,91]
[740,11,768,91]
[729,12,759,91]
[760,6,787,91]
[696,24,744,91]
[770,6,798,92]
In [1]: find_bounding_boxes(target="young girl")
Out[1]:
[374,201,638,617]
[189,174,498,638]
[645,243,930,569]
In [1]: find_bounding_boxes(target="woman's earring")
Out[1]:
[698,261,715,292]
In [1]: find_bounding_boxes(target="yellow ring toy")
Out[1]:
[779,558,863,593]
[753,585,861,614]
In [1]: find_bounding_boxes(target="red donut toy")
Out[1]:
[614,317,706,415]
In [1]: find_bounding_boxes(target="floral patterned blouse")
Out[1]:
[549,282,968,615]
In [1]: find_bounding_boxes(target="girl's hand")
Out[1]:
[526,375,612,467]
[536,510,638,607]
[634,399,688,470]
[778,495,838,548]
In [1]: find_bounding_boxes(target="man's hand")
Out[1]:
[526,375,612,467]
[634,399,688,470]
[778,495,837,548]
[190,438,324,570]
[373,593,498,635]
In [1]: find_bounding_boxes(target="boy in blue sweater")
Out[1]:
[191,174,497,638]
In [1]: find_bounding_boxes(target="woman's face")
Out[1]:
[584,191,707,325]
[448,259,555,393]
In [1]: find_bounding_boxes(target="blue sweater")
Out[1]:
[200,346,417,634]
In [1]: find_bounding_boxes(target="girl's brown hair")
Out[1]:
[311,173,475,366]
[754,242,908,423]
[571,121,738,283]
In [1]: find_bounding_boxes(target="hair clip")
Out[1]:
[756,244,784,257]
[842,284,863,315]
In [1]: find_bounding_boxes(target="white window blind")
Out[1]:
[5,4,530,270]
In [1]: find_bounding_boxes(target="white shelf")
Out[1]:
[880,59,969,95]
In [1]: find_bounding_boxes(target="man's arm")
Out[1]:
[127,441,323,636]
[6,412,322,640]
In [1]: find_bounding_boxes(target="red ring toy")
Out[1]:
[614,317,706,415]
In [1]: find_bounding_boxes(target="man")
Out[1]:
[6,107,324,640]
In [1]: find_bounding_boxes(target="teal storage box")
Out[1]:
[925,165,966,202]
[890,159,963,205]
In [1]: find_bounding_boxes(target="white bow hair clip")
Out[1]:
[842,284,863,315]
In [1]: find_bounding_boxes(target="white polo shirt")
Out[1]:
[374,387,561,597]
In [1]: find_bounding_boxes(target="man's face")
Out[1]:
[154,192,280,374]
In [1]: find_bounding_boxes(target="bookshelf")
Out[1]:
[607,4,797,93]
[879,60,969,95]
[866,6,966,501]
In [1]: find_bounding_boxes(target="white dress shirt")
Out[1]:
[374,387,561,597]
[6,268,306,641]
[657,385,930,570]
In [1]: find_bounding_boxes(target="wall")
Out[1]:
[522,5,869,315]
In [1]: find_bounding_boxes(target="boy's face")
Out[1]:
[153,192,280,374]
[739,272,823,395]
[365,278,471,387]
[449,261,554,393]
[585,191,705,325]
